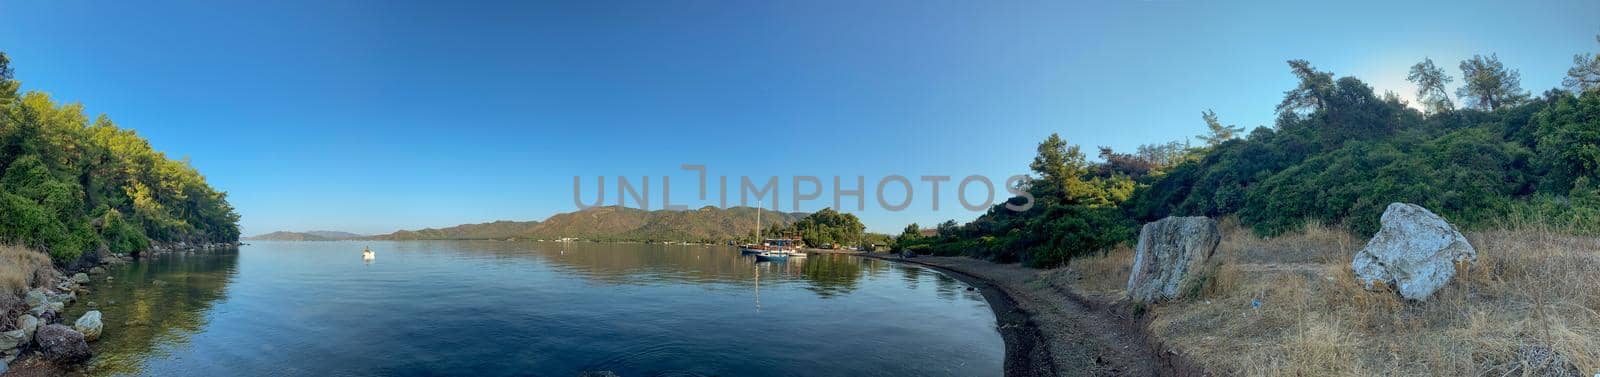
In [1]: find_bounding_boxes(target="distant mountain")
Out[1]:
[375,220,543,241]
[245,230,365,241]
[370,206,806,243]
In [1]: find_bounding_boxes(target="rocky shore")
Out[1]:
[1,241,236,375]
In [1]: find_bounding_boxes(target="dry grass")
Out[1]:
[1064,218,1600,376]
[0,244,55,295]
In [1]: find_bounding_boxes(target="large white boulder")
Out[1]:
[1351,203,1477,301]
[74,311,103,342]
[1127,216,1221,304]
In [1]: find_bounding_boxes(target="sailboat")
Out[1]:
[742,203,802,260]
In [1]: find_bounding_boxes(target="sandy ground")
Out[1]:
[864,254,1202,377]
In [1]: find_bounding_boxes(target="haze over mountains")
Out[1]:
[249,206,807,243]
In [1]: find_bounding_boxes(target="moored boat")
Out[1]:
[754,250,789,261]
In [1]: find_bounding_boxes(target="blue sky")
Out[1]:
[2,0,1596,235]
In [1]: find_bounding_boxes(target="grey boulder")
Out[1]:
[34,324,90,364]
[1127,216,1222,304]
[74,311,103,342]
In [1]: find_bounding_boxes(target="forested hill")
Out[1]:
[0,52,241,263]
[903,51,1600,267]
[371,206,807,243]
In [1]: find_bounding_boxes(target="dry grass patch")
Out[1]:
[1064,219,1600,376]
[0,244,55,295]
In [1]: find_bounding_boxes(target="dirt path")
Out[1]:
[865,254,1201,377]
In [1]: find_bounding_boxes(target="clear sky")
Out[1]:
[2,0,1596,235]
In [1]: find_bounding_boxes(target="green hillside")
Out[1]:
[905,53,1600,267]
[0,52,240,263]
[373,206,806,243]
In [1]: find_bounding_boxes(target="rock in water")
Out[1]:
[71,273,90,284]
[1351,203,1477,301]
[74,311,103,342]
[1127,216,1221,304]
[34,324,90,364]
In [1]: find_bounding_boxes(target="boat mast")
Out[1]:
[755,200,762,244]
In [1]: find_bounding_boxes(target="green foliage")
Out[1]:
[1566,35,1600,93]
[895,223,923,249]
[780,208,866,248]
[1137,61,1597,237]
[915,56,1600,270]
[1532,91,1600,192]
[1198,110,1245,146]
[1407,57,1455,114]
[0,52,239,263]
[1458,54,1529,111]
[906,133,1139,267]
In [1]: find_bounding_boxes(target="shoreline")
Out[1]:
[4,242,240,376]
[859,253,1055,377]
[860,253,1203,377]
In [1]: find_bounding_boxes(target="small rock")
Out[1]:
[87,301,98,308]
[73,311,103,342]
[24,290,47,308]
[0,330,24,351]
[34,324,90,364]
[152,280,167,287]
[89,266,106,275]
[71,273,90,284]
[48,291,75,304]
[16,315,39,344]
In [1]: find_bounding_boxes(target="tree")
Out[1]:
[1277,59,1335,114]
[1096,146,1156,179]
[1136,141,1193,168]
[1532,91,1600,192]
[0,52,17,101]
[1028,133,1092,203]
[0,51,240,262]
[1565,35,1600,93]
[1197,109,1245,146]
[935,219,960,237]
[1457,54,1528,111]
[784,208,865,247]
[895,223,922,246]
[1407,57,1454,113]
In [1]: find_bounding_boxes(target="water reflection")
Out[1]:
[66,249,239,376]
[63,241,1003,377]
